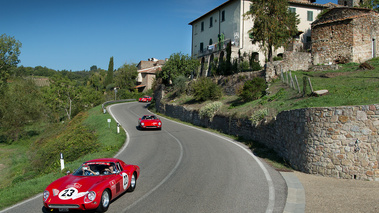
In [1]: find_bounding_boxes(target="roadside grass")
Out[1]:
[0,105,125,210]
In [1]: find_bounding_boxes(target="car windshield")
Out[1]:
[73,162,118,176]
[143,115,156,120]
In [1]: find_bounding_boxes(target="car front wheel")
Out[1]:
[96,189,110,212]
[127,172,137,192]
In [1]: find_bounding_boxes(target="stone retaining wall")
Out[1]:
[155,96,379,180]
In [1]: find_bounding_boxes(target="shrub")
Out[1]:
[191,77,222,101]
[173,75,188,96]
[250,61,262,71]
[199,101,223,121]
[250,108,268,126]
[239,77,267,102]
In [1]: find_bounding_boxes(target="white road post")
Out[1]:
[60,153,64,171]
[117,123,120,134]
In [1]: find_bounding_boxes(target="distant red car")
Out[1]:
[138,115,162,130]
[42,158,140,213]
[139,96,152,102]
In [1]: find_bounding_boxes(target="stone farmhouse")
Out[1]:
[135,58,166,92]
[312,7,379,65]
[189,0,378,78]
[188,0,328,77]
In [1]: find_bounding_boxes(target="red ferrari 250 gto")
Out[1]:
[43,158,140,213]
[138,96,152,102]
[138,115,162,130]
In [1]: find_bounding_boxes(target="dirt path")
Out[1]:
[294,171,379,213]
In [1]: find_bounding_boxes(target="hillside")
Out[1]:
[161,58,379,120]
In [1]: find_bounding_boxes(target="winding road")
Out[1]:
[1,102,287,213]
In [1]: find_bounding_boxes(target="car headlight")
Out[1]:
[84,191,96,203]
[158,122,161,126]
[141,122,145,126]
[43,190,50,202]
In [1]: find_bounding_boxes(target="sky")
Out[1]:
[1,0,336,71]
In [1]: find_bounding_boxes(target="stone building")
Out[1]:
[188,0,327,77]
[311,7,379,65]
[136,58,166,92]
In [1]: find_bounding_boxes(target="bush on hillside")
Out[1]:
[190,77,222,101]
[199,101,223,121]
[239,77,267,102]
[31,112,100,174]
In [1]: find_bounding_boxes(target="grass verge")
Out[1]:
[0,105,125,210]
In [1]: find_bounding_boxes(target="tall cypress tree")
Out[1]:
[105,56,114,87]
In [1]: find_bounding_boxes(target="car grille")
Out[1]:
[48,204,80,209]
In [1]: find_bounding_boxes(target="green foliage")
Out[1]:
[250,61,262,71]
[360,0,379,11]
[0,78,44,142]
[157,52,200,85]
[173,75,189,96]
[104,56,114,87]
[117,88,140,99]
[31,112,100,174]
[115,63,138,90]
[245,0,300,62]
[199,101,223,121]
[239,77,267,102]
[191,77,222,101]
[250,108,268,126]
[0,34,22,92]
[42,75,102,121]
[241,61,250,71]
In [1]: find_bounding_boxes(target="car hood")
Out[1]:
[48,174,113,194]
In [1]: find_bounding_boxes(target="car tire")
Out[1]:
[127,172,137,192]
[96,189,111,213]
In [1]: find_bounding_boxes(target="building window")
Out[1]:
[200,42,204,52]
[210,17,213,28]
[307,11,313,21]
[289,7,296,13]
[209,39,213,45]
[221,10,225,22]
[201,21,204,32]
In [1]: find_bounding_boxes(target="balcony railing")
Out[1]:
[197,38,235,57]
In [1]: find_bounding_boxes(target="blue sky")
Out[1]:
[1,0,336,71]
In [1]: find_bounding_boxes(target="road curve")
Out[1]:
[1,102,287,213]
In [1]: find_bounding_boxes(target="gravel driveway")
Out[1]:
[294,171,379,213]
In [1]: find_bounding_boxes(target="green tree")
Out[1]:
[245,0,299,62]
[115,63,138,90]
[360,0,379,11]
[0,34,22,92]
[157,53,199,85]
[105,56,114,87]
[0,78,43,141]
[43,75,84,121]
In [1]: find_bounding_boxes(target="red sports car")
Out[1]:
[138,115,162,130]
[138,96,152,102]
[42,158,140,213]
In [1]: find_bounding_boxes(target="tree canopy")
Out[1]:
[245,0,299,62]
[0,34,22,91]
[115,63,138,90]
[157,53,199,85]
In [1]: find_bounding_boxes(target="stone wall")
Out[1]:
[155,95,379,180]
[265,51,311,82]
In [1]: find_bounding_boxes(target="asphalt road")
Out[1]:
[1,102,287,213]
